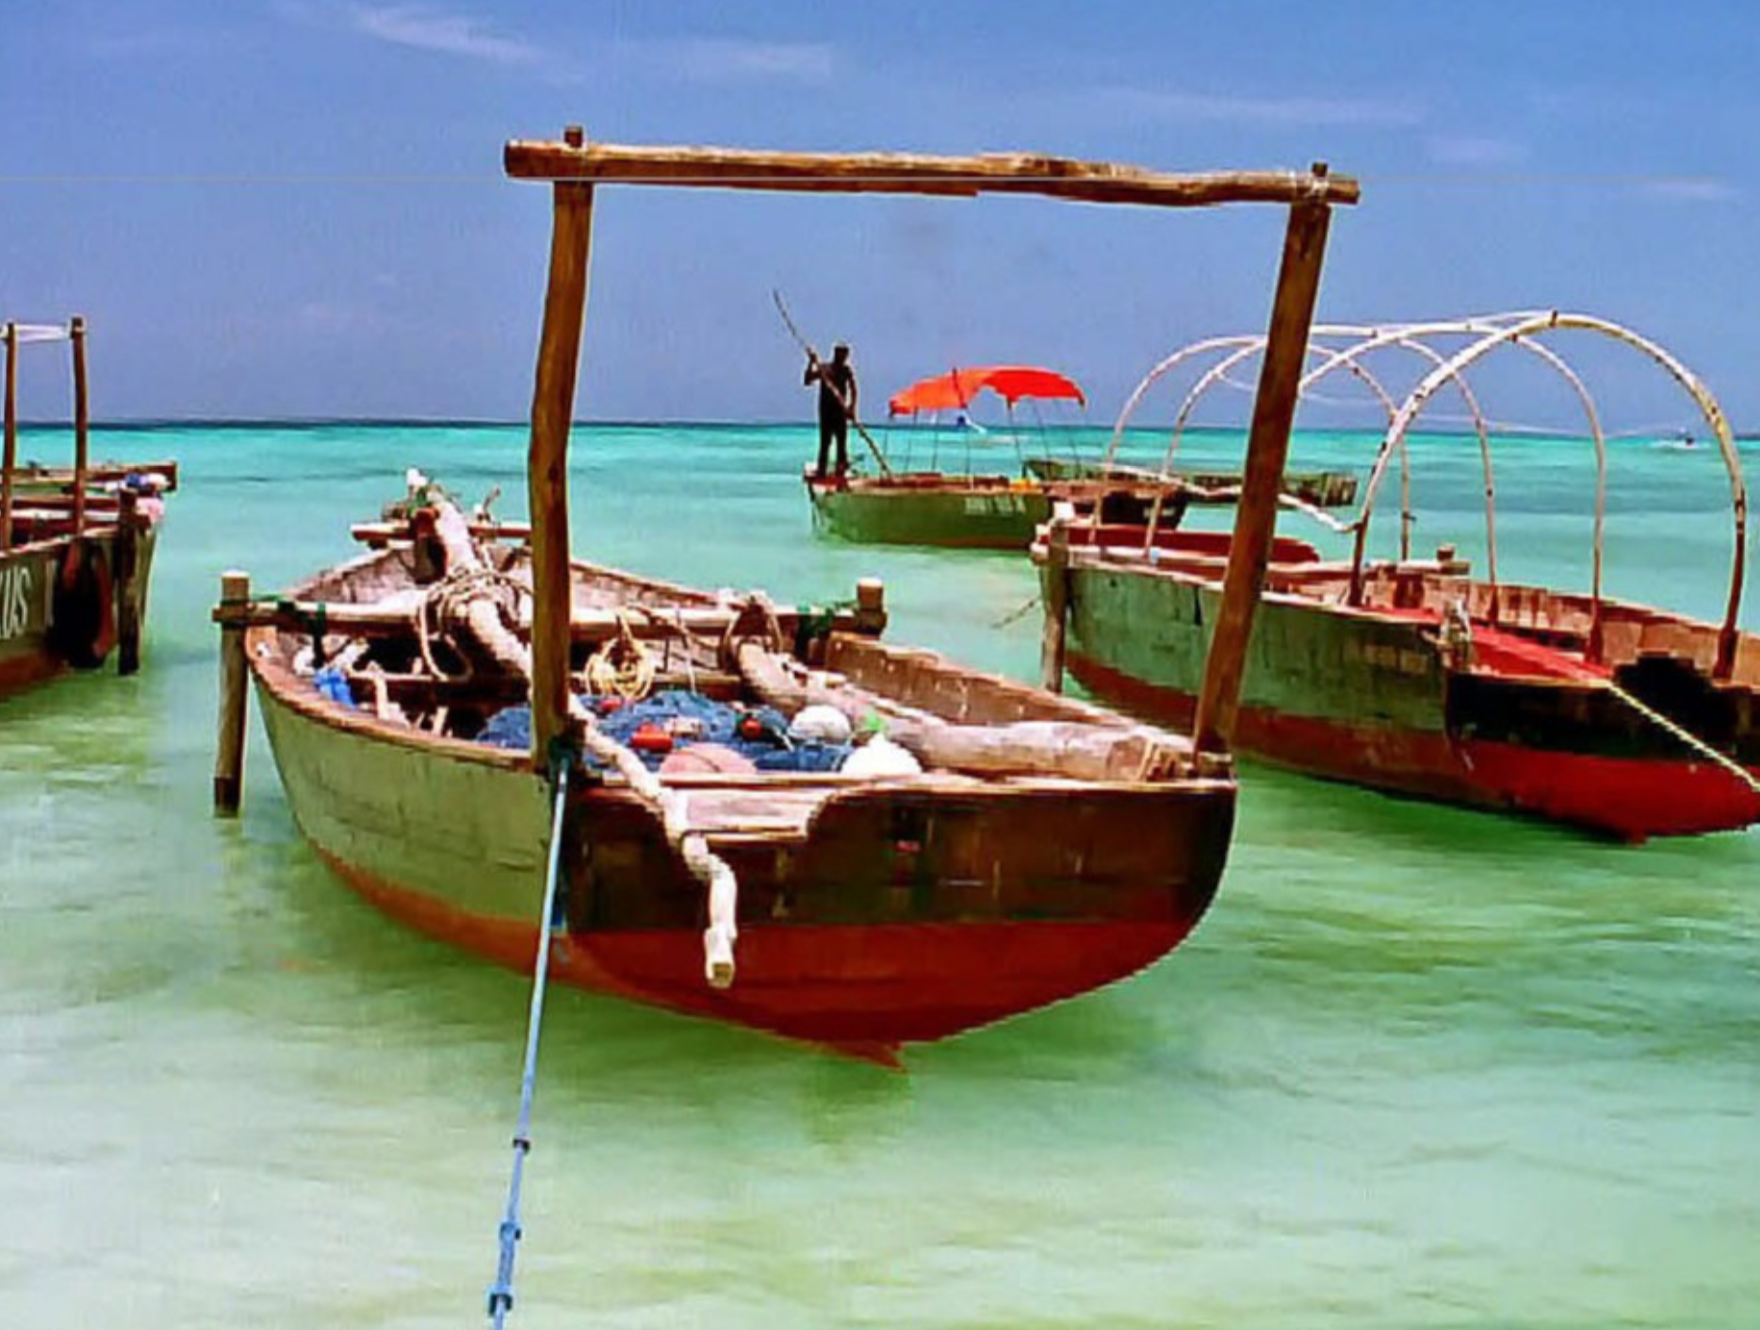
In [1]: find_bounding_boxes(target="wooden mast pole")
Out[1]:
[71,316,89,535]
[1,323,16,553]
[1192,171,1336,756]
[527,127,596,764]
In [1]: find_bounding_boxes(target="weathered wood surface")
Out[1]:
[506,137,1362,209]
[5,459,180,492]
[736,641,1189,782]
[214,570,251,814]
[213,596,855,644]
[526,180,596,762]
[351,517,530,547]
[70,317,89,535]
[1192,198,1336,756]
[1,323,17,553]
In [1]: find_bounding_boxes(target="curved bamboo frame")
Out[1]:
[1109,312,1746,673]
[1355,311,1747,676]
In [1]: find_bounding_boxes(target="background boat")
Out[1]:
[1,319,175,698]
[1036,312,1760,839]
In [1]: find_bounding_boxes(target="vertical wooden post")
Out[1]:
[115,488,142,674]
[853,577,887,636]
[1039,515,1070,692]
[71,316,89,536]
[1193,182,1335,755]
[1,322,16,553]
[527,134,596,765]
[215,570,251,814]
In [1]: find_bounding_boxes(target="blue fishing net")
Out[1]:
[311,665,354,708]
[477,690,852,773]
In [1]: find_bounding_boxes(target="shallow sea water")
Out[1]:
[1,422,1756,1328]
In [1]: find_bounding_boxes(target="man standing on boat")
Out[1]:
[804,342,858,480]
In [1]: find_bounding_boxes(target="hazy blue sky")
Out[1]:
[3,0,1756,430]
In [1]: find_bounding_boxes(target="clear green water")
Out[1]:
[2,423,1756,1328]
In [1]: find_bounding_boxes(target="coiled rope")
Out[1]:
[565,694,740,986]
[417,565,531,682]
[582,611,657,700]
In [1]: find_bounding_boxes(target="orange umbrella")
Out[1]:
[887,365,1086,416]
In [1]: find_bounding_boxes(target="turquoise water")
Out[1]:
[2,422,1757,1328]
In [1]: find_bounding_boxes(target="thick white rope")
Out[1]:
[1601,678,1760,796]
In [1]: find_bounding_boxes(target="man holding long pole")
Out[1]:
[804,341,858,481]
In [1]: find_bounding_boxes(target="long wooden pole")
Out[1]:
[506,141,1362,210]
[1,323,16,553]
[71,316,89,536]
[1192,189,1335,756]
[527,166,596,763]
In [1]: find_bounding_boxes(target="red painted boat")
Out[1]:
[216,132,1359,1055]
[1,319,175,700]
[1035,312,1760,841]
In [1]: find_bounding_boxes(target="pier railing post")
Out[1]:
[215,570,251,815]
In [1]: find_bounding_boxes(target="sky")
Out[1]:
[2,0,1758,431]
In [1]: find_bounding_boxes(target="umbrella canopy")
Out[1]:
[887,365,1086,416]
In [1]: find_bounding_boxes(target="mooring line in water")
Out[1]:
[486,749,573,1327]
[991,594,1042,629]
[1603,678,1760,795]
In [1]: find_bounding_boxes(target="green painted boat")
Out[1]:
[1035,311,1760,840]
[804,467,1051,549]
[221,129,1357,1059]
[1024,456,1358,508]
[242,521,1238,1057]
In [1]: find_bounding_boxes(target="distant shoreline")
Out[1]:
[10,418,1758,440]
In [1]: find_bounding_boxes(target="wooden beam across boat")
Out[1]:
[211,597,864,644]
[5,459,180,492]
[505,138,1362,209]
[350,517,530,547]
[508,126,1360,769]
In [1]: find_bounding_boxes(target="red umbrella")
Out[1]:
[887,365,1086,416]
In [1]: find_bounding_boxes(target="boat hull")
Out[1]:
[255,654,1234,1052]
[0,524,159,701]
[1053,558,1760,839]
[806,474,1050,549]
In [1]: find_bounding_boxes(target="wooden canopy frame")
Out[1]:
[2,317,91,553]
[504,128,1360,760]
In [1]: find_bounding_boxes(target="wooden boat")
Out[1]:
[1035,312,1760,841]
[230,506,1239,1055]
[1,319,176,699]
[217,131,1359,1055]
[806,363,1206,549]
[1022,456,1358,509]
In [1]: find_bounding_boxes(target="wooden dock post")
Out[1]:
[1039,516,1071,692]
[853,576,887,636]
[114,488,142,675]
[215,570,251,815]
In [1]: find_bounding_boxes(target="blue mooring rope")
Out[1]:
[486,747,574,1326]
